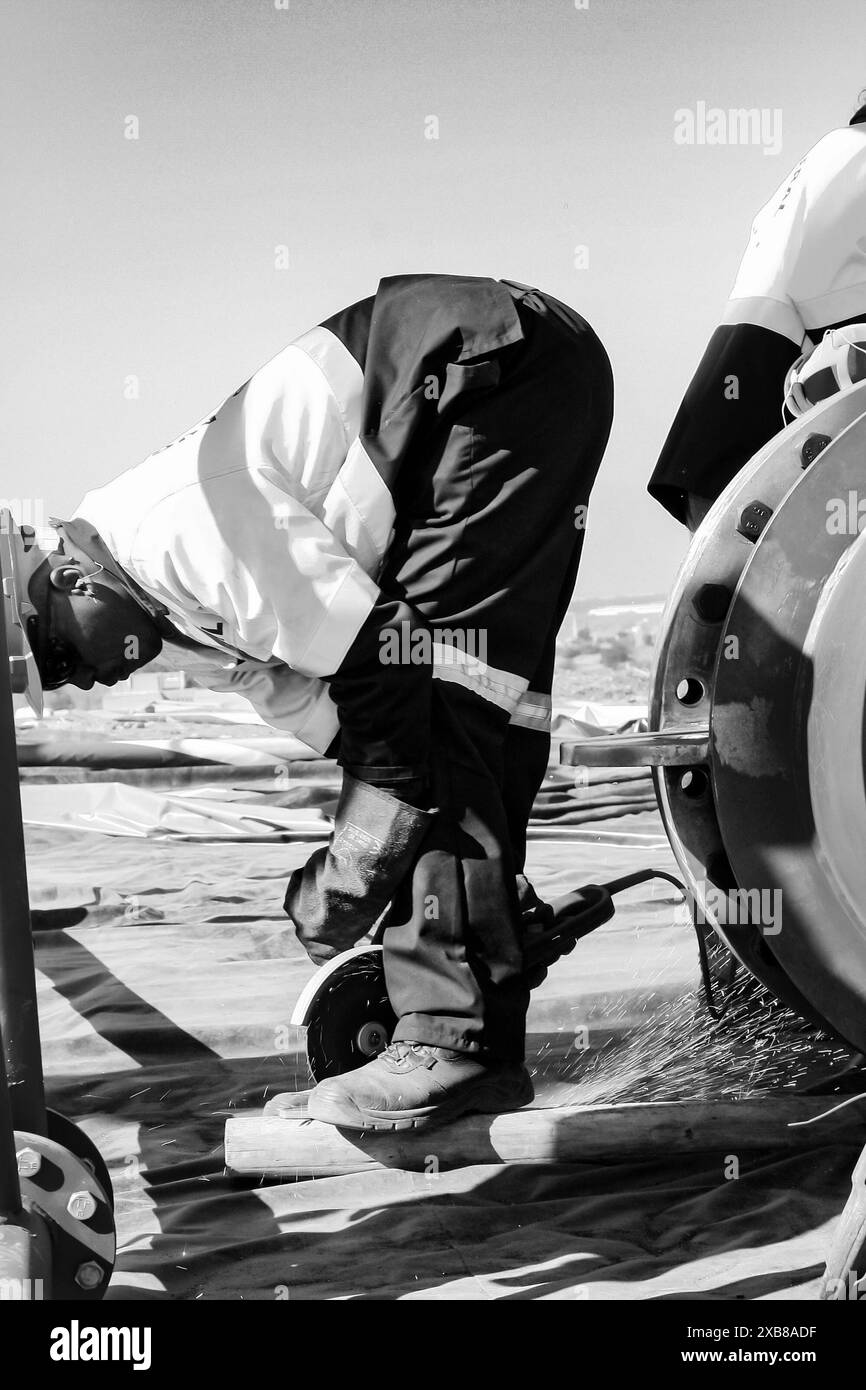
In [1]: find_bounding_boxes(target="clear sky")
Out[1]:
[2,0,864,596]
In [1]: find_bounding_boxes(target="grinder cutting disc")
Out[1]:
[293,948,397,1082]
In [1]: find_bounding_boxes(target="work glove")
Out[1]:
[516,873,579,989]
[517,874,555,989]
[284,771,437,966]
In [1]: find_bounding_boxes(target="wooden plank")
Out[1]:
[821,1138,866,1298]
[224,1095,866,1177]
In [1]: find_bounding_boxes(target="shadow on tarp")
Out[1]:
[29,927,853,1301]
[31,927,286,1300]
[43,1044,851,1301]
[98,1132,852,1300]
[255,1147,840,1301]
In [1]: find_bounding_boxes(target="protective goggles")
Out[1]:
[26,605,79,690]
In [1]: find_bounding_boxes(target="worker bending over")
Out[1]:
[7,274,613,1130]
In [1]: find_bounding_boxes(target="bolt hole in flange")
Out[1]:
[693,582,733,623]
[679,766,710,799]
[676,676,706,706]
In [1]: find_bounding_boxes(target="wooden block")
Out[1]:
[821,1138,866,1298]
[224,1095,865,1177]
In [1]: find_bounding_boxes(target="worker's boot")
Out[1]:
[305,1042,534,1131]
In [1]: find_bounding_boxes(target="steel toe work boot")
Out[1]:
[305,1042,534,1131]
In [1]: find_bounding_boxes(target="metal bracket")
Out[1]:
[559,728,709,768]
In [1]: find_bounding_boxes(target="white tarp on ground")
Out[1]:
[20,782,332,838]
[17,702,653,836]
[27,807,856,1300]
[553,702,647,732]
[20,778,672,845]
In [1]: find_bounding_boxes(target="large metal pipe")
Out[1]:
[0,549,46,1136]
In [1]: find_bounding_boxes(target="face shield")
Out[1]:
[0,507,56,717]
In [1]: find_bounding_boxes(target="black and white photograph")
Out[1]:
[2,0,866,1357]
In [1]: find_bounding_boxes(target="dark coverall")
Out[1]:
[305,278,614,1061]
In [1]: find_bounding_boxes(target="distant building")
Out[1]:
[99,668,188,711]
[127,670,187,694]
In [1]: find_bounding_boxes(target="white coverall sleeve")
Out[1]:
[721,155,811,347]
[136,473,381,681]
[203,659,340,755]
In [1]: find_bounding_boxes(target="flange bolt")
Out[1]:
[67,1190,97,1221]
[16,1147,41,1178]
[736,500,773,542]
[74,1262,105,1290]
[801,433,832,468]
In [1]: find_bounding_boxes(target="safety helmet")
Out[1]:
[0,507,56,716]
[783,324,866,418]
